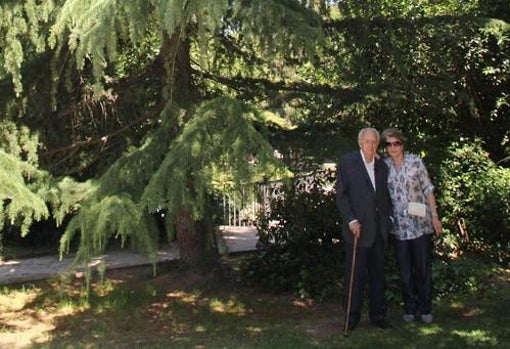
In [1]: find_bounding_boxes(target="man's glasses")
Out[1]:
[385,141,402,147]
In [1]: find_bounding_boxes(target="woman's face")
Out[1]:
[385,136,404,158]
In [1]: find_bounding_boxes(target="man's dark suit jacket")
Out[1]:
[335,150,393,248]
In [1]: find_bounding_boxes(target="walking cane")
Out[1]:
[344,235,359,336]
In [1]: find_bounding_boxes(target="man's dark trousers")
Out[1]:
[344,227,387,325]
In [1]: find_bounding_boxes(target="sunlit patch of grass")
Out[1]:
[0,284,81,348]
[92,279,120,296]
[452,329,498,346]
[56,301,85,316]
[194,324,207,333]
[417,325,442,335]
[167,290,201,305]
[0,286,39,312]
[246,326,263,334]
[449,301,465,309]
[292,298,315,308]
[209,296,247,314]
[447,301,485,319]
[460,306,484,318]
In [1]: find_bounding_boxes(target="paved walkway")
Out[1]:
[0,226,257,285]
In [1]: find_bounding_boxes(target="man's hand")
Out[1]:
[349,220,361,239]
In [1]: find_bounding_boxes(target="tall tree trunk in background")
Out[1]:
[161,31,210,265]
[161,31,194,108]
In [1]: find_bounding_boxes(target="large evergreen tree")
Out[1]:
[0,0,508,269]
[0,0,325,265]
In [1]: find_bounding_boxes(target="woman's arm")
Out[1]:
[426,192,443,234]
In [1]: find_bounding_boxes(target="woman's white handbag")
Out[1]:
[407,202,427,217]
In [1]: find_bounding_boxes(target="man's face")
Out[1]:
[358,131,378,161]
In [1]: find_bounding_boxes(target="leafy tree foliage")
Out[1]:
[0,121,49,254]
[57,96,291,266]
[0,0,508,276]
[313,1,509,161]
[41,0,324,266]
[0,0,55,96]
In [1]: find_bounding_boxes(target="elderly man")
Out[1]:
[335,127,393,331]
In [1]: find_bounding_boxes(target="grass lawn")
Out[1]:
[0,256,509,349]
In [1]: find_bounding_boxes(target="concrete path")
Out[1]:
[217,225,258,254]
[0,226,257,285]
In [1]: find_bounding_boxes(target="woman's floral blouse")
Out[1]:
[384,153,435,240]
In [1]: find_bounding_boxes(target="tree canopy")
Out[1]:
[0,0,508,268]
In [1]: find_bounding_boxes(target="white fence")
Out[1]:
[218,165,336,227]
[220,181,284,227]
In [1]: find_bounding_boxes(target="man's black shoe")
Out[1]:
[345,321,358,331]
[371,319,392,329]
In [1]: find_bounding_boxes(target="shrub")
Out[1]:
[437,138,510,266]
[432,255,498,301]
[242,168,343,300]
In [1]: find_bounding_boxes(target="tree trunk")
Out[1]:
[161,31,194,108]
[162,29,207,264]
[175,209,206,265]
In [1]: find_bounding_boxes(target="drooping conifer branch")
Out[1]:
[141,97,290,223]
[0,122,49,254]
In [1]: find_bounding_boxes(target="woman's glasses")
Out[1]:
[385,141,402,147]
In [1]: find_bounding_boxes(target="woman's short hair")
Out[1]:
[381,128,407,144]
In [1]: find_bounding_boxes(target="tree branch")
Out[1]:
[197,69,364,103]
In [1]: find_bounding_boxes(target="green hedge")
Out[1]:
[437,138,510,266]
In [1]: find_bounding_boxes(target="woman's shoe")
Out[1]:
[420,314,433,324]
[403,314,415,322]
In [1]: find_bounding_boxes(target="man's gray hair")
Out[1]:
[358,127,380,142]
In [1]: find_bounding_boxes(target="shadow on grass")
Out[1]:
[0,260,509,349]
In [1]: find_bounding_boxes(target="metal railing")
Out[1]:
[218,165,336,227]
[220,181,285,227]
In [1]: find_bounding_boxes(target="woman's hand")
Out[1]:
[432,215,442,234]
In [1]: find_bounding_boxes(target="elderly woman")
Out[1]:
[381,128,442,324]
